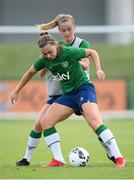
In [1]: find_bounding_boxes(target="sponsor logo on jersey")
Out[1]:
[53,71,70,81]
[61,61,68,68]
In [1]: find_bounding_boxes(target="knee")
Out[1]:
[33,121,43,132]
[41,117,53,130]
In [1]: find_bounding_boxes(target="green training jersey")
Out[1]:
[59,37,91,81]
[34,47,90,93]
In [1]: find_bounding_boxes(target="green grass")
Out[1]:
[91,43,134,79]
[0,43,134,80]
[0,43,39,80]
[0,119,134,179]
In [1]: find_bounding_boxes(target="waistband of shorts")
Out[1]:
[49,95,62,98]
[65,83,93,94]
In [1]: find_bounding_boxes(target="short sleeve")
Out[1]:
[80,40,90,48]
[34,58,45,71]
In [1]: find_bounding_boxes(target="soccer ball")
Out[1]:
[68,147,90,167]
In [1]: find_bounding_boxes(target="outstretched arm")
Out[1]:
[10,65,37,104]
[85,49,105,81]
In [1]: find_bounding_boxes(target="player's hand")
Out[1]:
[10,91,19,104]
[96,69,105,81]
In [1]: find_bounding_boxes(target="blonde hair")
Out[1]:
[37,14,75,30]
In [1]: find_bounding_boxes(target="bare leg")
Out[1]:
[41,103,74,164]
[82,102,125,167]
[23,104,51,163]
[33,103,51,132]
[16,103,51,166]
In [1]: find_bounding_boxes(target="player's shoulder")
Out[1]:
[34,55,49,66]
[63,46,79,52]
[80,39,90,48]
[63,46,85,57]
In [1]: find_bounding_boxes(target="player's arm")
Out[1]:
[79,58,89,70]
[10,65,37,104]
[79,40,90,70]
[85,49,105,81]
[39,68,48,77]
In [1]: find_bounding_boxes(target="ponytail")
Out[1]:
[37,20,58,30]
[37,14,75,31]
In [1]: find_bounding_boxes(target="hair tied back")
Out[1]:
[40,32,48,36]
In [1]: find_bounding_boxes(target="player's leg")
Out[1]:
[82,102,126,167]
[16,103,50,166]
[41,102,74,167]
[82,102,112,157]
[74,84,112,158]
[76,83,125,167]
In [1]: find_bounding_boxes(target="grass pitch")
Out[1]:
[0,119,134,179]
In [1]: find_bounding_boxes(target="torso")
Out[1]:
[35,46,90,93]
[44,37,90,95]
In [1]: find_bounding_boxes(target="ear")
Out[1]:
[58,26,61,31]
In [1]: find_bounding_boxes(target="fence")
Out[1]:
[0,25,134,34]
[0,25,134,119]
[0,25,134,43]
[1,80,134,120]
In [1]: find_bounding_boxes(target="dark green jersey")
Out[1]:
[59,37,91,81]
[34,47,90,93]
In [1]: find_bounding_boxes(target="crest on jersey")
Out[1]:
[61,61,68,68]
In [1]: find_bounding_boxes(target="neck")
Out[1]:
[64,36,76,44]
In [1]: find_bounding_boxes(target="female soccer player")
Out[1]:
[15,14,90,166]
[10,32,126,168]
